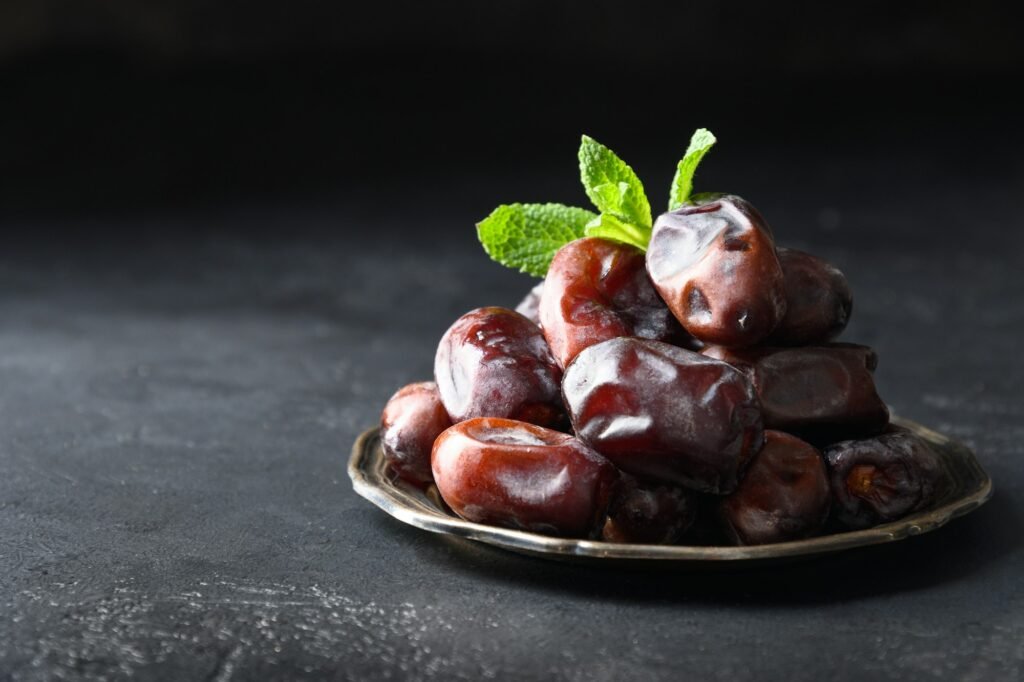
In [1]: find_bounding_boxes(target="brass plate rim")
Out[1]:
[348,417,993,563]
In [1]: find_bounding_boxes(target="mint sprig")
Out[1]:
[476,203,597,277]
[668,128,716,210]
[578,135,652,231]
[583,213,649,251]
[475,128,716,277]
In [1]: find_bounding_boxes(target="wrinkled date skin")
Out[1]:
[768,248,853,345]
[431,418,619,537]
[515,281,545,326]
[602,474,696,544]
[434,307,563,427]
[380,382,452,487]
[703,343,889,444]
[720,430,831,544]
[825,428,946,530]
[563,337,764,494]
[646,194,787,347]
[540,237,689,368]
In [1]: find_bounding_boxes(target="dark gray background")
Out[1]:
[2,3,1024,680]
[2,152,1023,680]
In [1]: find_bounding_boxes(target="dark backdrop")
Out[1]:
[2,1,1022,218]
[4,5,1024,680]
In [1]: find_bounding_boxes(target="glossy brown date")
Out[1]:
[380,381,452,486]
[703,343,889,444]
[767,248,853,345]
[601,474,696,544]
[539,237,688,368]
[646,194,787,347]
[431,418,619,537]
[824,428,946,530]
[434,307,563,427]
[562,337,764,494]
[719,430,830,544]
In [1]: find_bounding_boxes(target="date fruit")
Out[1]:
[431,418,619,537]
[434,307,563,427]
[768,248,853,345]
[703,343,889,443]
[646,194,787,347]
[539,237,688,368]
[380,381,452,486]
[720,430,830,544]
[825,428,946,530]
[563,337,763,494]
[601,474,696,544]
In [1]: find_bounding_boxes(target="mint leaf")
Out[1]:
[584,213,650,251]
[578,135,652,229]
[668,128,716,210]
[476,203,597,277]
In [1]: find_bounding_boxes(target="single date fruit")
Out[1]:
[434,307,563,427]
[431,418,619,537]
[767,248,853,345]
[601,474,696,544]
[703,343,889,443]
[825,428,946,530]
[646,194,787,347]
[540,237,687,368]
[563,337,763,494]
[380,381,452,486]
[720,430,831,544]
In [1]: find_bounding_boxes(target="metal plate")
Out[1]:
[348,417,992,564]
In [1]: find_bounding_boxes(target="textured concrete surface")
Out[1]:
[1,154,1023,680]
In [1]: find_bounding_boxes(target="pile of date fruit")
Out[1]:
[378,130,947,546]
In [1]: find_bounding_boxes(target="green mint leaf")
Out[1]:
[578,135,652,229]
[668,128,717,210]
[584,213,650,251]
[476,203,597,277]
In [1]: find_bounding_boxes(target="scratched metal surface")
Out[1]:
[1,150,1023,681]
